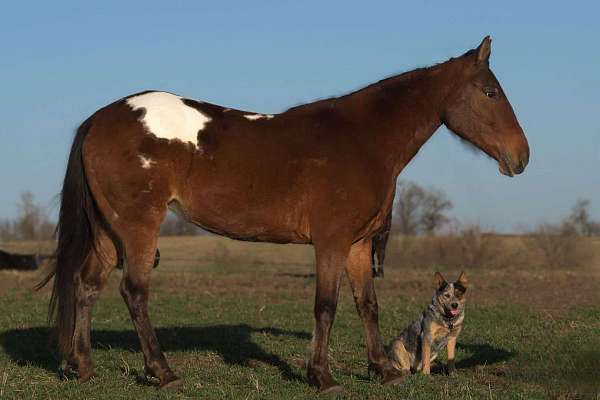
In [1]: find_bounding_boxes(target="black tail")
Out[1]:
[36,117,101,357]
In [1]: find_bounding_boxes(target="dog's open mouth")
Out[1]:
[449,309,460,317]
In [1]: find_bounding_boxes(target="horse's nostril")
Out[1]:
[514,160,525,174]
[518,145,530,165]
[513,151,529,174]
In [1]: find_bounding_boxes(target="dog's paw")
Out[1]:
[446,361,457,376]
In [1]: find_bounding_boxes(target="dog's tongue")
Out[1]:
[450,309,459,316]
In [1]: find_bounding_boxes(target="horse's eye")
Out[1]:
[483,87,498,98]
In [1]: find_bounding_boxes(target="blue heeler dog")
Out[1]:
[389,271,468,375]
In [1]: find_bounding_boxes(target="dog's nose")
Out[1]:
[451,302,459,309]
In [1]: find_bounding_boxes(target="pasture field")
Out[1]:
[0,236,598,399]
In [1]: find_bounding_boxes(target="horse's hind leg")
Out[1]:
[68,230,117,381]
[117,218,181,389]
[345,240,404,386]
[307,245,346,394]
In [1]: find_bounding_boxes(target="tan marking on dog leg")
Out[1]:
[447,336,456,361]
[447,325,462,375]
[389,340,411,373]
[421,340,432,375]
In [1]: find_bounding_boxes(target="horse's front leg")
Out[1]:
[346,240,405,385]
[307,246,346,394]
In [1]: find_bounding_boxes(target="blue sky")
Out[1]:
[0,1,598,231]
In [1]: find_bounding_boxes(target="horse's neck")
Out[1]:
[340,59,461,177]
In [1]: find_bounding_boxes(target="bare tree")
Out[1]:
[394,181,426,235]
[420,188,453,235]
[394,181,453,235]
[567,198,598,236]
[16,192,38,240]
[14,192,54,240]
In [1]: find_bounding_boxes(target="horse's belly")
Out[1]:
[193,215,312,244]
[176,189,311,244]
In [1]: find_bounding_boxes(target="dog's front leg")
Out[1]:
[446,326,462,375]
[421,339,432,375]
[446,336,457,375]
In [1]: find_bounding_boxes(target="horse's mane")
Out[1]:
[283,50,473,114]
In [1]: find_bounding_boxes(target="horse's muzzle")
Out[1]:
[499,149,529,177]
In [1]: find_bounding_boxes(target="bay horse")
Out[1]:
[38,36,529,393]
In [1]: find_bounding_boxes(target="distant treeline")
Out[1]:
[0,184,598,241]
[0,192,54,241]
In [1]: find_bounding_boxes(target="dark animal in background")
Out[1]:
[37,36,528,393]
[0,249,40,271]
[389,272,468,376]
[371,212,392,277]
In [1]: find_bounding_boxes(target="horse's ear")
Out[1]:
[476,36,492,64]
[433,272,447,290]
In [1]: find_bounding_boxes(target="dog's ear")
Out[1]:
[433,272,447,290]
[456,271,468,287]
[455,271,468,294]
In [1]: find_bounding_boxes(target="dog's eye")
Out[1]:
[444,293,451,299]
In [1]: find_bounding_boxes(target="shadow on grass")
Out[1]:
[421,343,515,375]
[0,324,310,382]
[456,343,516,368]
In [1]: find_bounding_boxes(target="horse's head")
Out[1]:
[442,36,529,177]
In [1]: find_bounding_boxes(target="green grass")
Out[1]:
[0,289,598,399]
[0,236,599,399]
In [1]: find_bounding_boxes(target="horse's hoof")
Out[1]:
[307,365,341,394]
[144,366,153,378]
[78,370,96,383]
[319,383,344,395]
[160,378,183,390]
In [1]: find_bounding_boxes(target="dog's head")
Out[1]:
[432,271,468,318]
